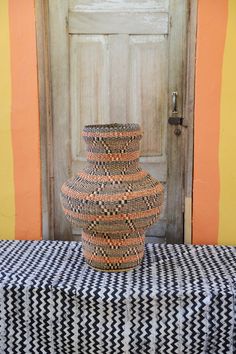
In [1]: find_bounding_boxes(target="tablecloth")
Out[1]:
[0,240,235,353]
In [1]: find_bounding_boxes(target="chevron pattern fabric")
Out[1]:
[0,241,235,353]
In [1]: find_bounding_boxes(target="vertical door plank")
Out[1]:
[166,0,187,243]
[48,0,72,240]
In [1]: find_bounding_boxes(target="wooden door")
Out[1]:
[48,0,188,243]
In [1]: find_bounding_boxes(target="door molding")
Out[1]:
[35,0,54,240]
[184,0,198,244]
[35,0,198,243]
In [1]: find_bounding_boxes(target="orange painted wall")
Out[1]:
[0,0,41,240]
[9,0,41,240]
[193,0,236,245]
[193,0,228,244]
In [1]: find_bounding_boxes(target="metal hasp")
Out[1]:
[168,91,183,126]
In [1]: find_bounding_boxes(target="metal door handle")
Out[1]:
[172,91,178,114]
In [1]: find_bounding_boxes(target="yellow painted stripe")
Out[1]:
[219,0,236,245]
[0,0,15,239]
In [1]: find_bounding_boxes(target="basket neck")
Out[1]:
[82,125,142,173]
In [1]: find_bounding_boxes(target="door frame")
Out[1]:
[35,0,198,243]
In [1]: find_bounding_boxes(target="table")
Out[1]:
[0,241,235,353]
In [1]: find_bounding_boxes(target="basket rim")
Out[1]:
[83,123,141,133]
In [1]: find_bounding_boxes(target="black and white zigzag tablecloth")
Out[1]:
[0,241,235,353]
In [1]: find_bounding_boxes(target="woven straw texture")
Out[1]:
[60,123,164,271]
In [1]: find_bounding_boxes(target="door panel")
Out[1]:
[48,0,187,242]
[70,35,109,162]
[69,0,169,13]
[68,11,168,34]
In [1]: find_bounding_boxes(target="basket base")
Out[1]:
[85,260,143,273]
[81,230,145,272]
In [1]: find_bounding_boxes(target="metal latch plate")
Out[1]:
[168,117,183,126]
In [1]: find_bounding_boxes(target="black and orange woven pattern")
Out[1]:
[60,123,164,271]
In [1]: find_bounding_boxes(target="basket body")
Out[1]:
[60,123,164,271]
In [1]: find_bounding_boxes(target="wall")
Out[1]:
[193,0,236,245]
[0,0,41,240]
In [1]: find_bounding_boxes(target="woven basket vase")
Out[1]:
[60,123,164,272]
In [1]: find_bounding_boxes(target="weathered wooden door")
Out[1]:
[48,0,188,243]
